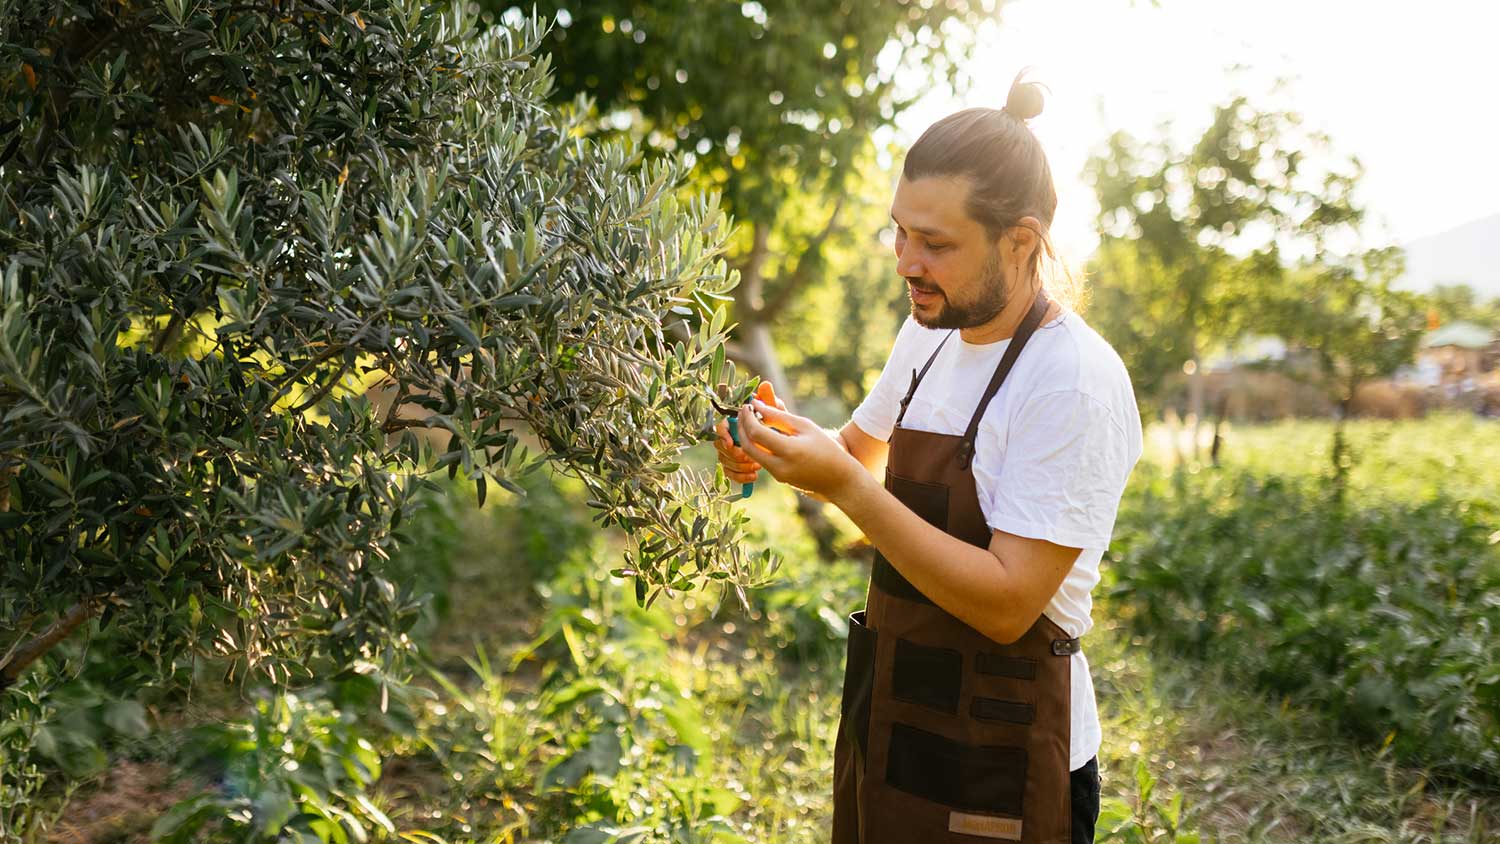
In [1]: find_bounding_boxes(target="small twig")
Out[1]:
[287,356,353,414]
[262,342,345,409]
[382,417,436,433]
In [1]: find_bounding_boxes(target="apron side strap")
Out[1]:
[1050,637,1081,656]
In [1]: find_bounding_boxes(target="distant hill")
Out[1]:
[1396,213,1500,298]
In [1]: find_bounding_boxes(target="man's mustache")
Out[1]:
[905,278,941,294]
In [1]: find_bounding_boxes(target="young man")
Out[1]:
[718,77,1142,843]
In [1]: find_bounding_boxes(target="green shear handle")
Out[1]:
[714,385,756,499]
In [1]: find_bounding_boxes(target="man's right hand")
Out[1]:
[715,389,788,484]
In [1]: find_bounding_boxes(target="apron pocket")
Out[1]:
[976,652,1038,680]
[885,722,1028,816]
[872,473,951,607]
[840,610,878,758]
[970,697,1035,725]
[885,471,950,530]
[892,637,962,714]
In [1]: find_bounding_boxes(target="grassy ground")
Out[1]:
[28,413,1500,842]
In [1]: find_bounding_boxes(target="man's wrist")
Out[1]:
[827,458,874,509]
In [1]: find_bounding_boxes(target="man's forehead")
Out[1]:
[890,174,975,236]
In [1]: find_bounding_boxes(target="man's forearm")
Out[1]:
[829,471,1018,643]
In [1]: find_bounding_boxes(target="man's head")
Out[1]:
[890,73,1060,330]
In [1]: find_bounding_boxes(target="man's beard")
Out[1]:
[909,251,1008,330]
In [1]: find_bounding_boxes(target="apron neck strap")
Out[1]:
[957,289,1052,470]
[895,328,957,429]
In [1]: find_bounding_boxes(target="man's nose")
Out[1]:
[896,252,924,280]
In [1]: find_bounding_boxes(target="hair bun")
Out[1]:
[1004,70,1045,121]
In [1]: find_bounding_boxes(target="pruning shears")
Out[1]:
[713,384,757,499]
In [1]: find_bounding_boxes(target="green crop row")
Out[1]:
[1107,455,1500,782]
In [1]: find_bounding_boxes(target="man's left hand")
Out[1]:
[736,398,863,500]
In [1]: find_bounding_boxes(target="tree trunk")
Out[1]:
[1210,392,1229,467]
[730,222,841,562]
[1330,386,1356,504]
[1186,329,1205,461]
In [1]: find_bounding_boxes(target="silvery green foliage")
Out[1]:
[0,0,773,694]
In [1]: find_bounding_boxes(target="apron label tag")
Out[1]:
[948,811,1023,840]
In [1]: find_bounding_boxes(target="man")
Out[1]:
[716,77,1142,843]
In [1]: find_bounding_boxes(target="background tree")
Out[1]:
[0,0,768,702]
[1085,90,1426,471]
[1084,92,1367,430]
[1267,251,1426,494]
[1424,282,1500,329]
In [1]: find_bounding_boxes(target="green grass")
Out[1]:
[1165,412,1500,506]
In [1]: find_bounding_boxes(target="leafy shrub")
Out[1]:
[153,678,421,844]
[1108,463,1500,780]
[399,550,753,842]
[741,554,866,666]
[1096,758,1201,844]
[0,681,72,844]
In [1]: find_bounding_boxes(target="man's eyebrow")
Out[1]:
[889,213,949,237]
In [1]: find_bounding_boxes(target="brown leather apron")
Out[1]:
[832,290,1080,843]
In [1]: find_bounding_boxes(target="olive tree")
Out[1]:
[0,0,771,705]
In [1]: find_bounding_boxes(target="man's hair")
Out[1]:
[902,71,1084,309]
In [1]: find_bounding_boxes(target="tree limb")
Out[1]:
[288,356,354,414]
[0,600,98,691]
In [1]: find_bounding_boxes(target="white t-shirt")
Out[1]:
[850,306,1143,771]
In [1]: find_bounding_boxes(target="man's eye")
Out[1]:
[927,243,949,252]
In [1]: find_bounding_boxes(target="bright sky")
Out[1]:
[884,0,1500,263]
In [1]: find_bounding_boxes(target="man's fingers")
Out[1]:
[712,429,761,477]
[721,456,760,474]
[713,438,758,467]
[749,398,805,433]
[737,404,784,470]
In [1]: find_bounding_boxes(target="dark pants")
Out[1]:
[1071,757,1101,843]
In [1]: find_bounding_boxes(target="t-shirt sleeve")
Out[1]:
[849,317,922,441]
[975,388,1136,550]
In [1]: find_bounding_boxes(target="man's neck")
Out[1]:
[958,280,1058,345]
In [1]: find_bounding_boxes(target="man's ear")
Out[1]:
[1004,217,1042,266]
